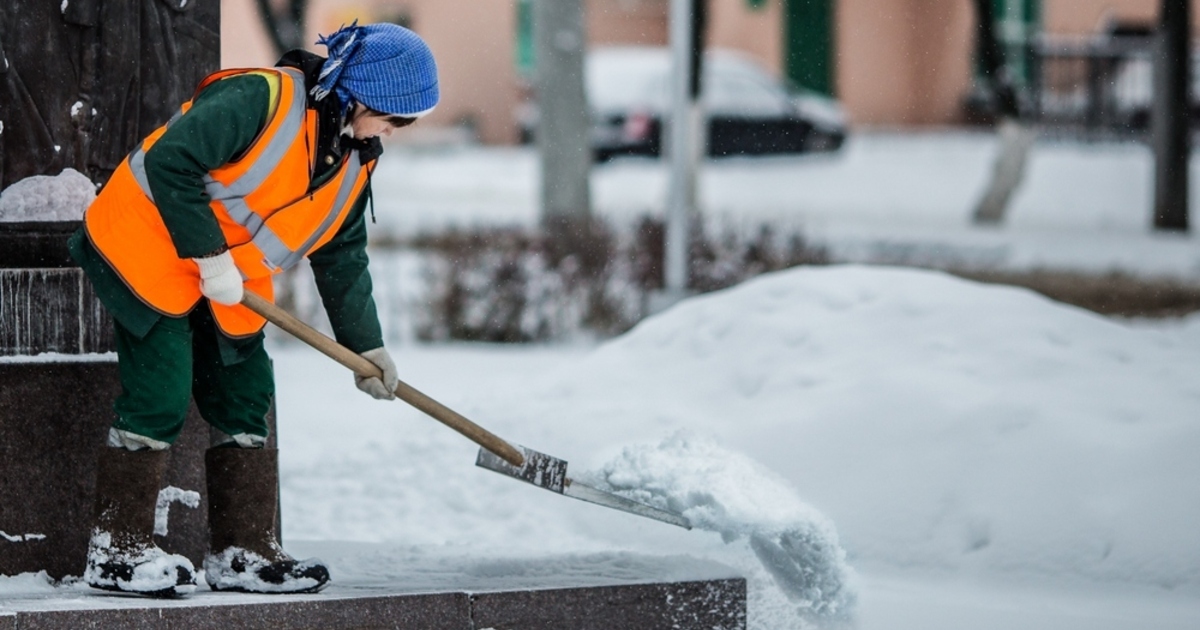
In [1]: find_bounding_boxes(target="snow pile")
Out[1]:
[0,168,95,222]
[0,571,57,595]
[590,433,856,619]
[262,264,1199,628]
[539,265,1200,588]
[0,352,116,364]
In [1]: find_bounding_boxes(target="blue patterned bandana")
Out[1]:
[313,21,439,117]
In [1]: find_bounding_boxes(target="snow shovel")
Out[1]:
[241,293,691,530]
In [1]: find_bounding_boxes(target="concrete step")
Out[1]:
[0,577,746,630]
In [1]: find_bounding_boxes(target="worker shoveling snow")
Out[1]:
[584,432,857,622]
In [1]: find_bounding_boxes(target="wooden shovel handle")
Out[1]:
[241,292,525,467]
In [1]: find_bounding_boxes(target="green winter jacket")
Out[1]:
[69,51,384,360]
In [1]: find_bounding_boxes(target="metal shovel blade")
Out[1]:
[475,445,692,530]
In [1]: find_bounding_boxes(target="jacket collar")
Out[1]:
[275,50,383,166]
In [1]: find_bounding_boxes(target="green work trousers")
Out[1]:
[111,306,274,445]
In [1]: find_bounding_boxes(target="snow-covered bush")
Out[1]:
[412,222,641,342]
[412,216,828,342]
[269,216,827,344]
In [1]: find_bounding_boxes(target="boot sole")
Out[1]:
[88,582,194,599]
[208,581,330,595]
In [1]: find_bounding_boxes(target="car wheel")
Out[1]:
[806,131,844,153]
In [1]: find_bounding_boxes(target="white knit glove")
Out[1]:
[355,347,398,400]
[193,250,244,306]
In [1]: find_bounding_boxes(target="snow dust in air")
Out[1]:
[585,432,857,623]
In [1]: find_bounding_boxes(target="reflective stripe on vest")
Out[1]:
[218,150,364,272]
[84,65,374,337]
[128,70,305,203]
[123,67,360,273]
[127,108,186,204]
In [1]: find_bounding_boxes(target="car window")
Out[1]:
[704,71,789,117]
[584,47,796,117]
[587,50,670,112]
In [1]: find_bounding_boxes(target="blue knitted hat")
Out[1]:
[313,21,439,117]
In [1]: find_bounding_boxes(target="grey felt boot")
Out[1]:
[84,447,197,597]
[203,447,330,593]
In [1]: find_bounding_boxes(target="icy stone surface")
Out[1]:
[0,168,95,222]
[0,352,115,363]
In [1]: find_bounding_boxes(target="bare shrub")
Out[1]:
[413,216,828,342]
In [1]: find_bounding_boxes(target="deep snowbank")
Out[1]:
[530,265,1200,589]
[272,264,1199,629]
[5,265,1197,629]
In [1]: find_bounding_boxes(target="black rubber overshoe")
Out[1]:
[205,547,330,594]
[85,538,197,598]
[205,447,332,594]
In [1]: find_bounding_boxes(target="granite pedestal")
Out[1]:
[0,578,747,630]
[0,362,220,579]
[0,222,112,355]
[0,221,271,579]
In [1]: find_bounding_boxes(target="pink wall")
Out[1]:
[836,0,975,126]
[588,0,669,46]
[707,0,783,76]
[220,0,275,70]
[222,0,520,144]
[222,0,1198,139]
[222,0,674,144]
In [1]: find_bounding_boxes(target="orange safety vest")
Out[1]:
[85,67,374,338]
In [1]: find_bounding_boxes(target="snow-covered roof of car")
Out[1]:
[585,46,785,114]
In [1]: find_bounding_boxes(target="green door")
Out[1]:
[1006,0,1041,87]
[784,0,835,96]
[980,0,1041,87]
[516,0,534,80]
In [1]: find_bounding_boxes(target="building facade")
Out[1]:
[221,0,1198,143]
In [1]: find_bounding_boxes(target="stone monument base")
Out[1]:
[0,360,274,579]
[0,578,746,630]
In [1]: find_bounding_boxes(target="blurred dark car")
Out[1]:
[518,46,848,162]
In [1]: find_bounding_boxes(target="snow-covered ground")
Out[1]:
[12,266,1197,628]
[262,265,1200,629]
[4,133,1200,628]
[370,132,1200,281]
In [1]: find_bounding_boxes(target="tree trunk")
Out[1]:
[970,0,1032,226]
[254,0,309,58]
[1152,0,1190,232]
[973,119,1036,224]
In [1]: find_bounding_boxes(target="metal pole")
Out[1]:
[665,0,704,296]
[1152,0,1190,232]
[534,0,591,224]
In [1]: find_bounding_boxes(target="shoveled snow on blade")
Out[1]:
[583,432,856,622]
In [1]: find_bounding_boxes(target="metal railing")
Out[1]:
[1023,35,1159,139]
